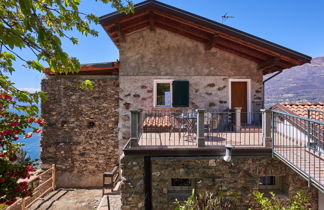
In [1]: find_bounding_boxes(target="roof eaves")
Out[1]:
[99,0,311,63]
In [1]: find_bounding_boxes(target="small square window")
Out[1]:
[171,178,192,187]
[258,176,288,197]
[260,176,276,185]
[168,178,193,202]
[156,83,171,107]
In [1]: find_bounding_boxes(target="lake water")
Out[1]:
[17,134,40,160]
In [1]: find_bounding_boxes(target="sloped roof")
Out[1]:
[44,62,119,75]
[100,0,311,75]
[272,102,324,120]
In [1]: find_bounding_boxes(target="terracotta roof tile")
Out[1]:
[272,102,324,121]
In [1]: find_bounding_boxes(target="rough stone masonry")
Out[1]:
[41,75,119,187]
[121,155,318,210]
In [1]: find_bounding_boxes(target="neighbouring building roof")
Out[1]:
[44,62,119,75]
[272,102,324,119]
[99,0,311,75]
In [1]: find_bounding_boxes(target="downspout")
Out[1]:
[262,71,283,108]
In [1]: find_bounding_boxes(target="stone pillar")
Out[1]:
[197,109,205,147]
[130,110,140,147]
[261,109,272,148]
[234,107,242,132]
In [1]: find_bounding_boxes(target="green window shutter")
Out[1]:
[172,80,189,107]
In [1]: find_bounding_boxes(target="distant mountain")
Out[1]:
[265,56,324,108]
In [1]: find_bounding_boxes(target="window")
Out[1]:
[168,178,193,201]
[260,176,276,186]
[258,176,288,197]
[156,82,172,107]
[171,178,192,187]
[259,176,282,190]
[154,80,189,107]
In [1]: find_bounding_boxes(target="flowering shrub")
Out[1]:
[0,90,45,205]
[0,0,133,205]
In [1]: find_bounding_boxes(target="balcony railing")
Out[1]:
[126,108,269,149]
[308,108,324,123]
[272,110,324,191]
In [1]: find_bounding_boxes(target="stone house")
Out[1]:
[41,0,324,209]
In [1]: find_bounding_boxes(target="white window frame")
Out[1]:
[228,78,252,123]
[153,80,173,108]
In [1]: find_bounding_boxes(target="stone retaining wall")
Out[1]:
[41,75,119,187]
[121,155,318,209]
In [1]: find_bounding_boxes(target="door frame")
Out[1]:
[228,78,252,123]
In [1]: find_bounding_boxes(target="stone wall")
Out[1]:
[118,28,263,148]
[41,75,119,187]
[121,155,318,210]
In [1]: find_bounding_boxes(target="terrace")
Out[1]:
[124,108,324,192]
[124,108,270,150]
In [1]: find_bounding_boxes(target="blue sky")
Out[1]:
[9,0,324,91]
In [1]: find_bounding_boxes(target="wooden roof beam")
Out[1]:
[116,23,125,42]
[205,34,219,50]
[149,12,155,31]
[258,57,280,71]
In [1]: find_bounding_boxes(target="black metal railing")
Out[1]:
[129,109,263,148]
[139,110,197,147]
[272,110,324,190]
[204,111,262,147]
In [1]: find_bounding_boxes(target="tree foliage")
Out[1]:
[0,0,133,205]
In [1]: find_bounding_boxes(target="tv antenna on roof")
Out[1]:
[221,13,235,24]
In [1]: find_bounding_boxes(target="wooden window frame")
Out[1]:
[153,79,173,108]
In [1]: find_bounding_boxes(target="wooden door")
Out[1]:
[231,82,247,123]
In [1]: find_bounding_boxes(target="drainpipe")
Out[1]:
[262,71,283,108]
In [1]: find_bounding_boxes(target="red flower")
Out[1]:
[5,199,16,205]
[0,177,5,183]
[10,122,19,127]
[6,129,13,134]
[21,181,28,186]
[14,136,19,140]
[4,95,12,101]
[22,171,29,179]
[25,133,32,138]
[9,156,17,162]
[23,190,32,198]
[26,165,33,171]
[1,130,7,135]
[14,186,23,192]
[27,118,34,123]
[35,118,45,124]
[35,129,42,133]
[0,153,5,158]
[13,130,21,134]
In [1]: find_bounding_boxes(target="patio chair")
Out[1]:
[168,113,183,143]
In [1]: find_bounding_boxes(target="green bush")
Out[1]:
[174,189,238,210]
[252,191,309,210]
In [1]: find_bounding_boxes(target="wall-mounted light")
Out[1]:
[223,144,233,162]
